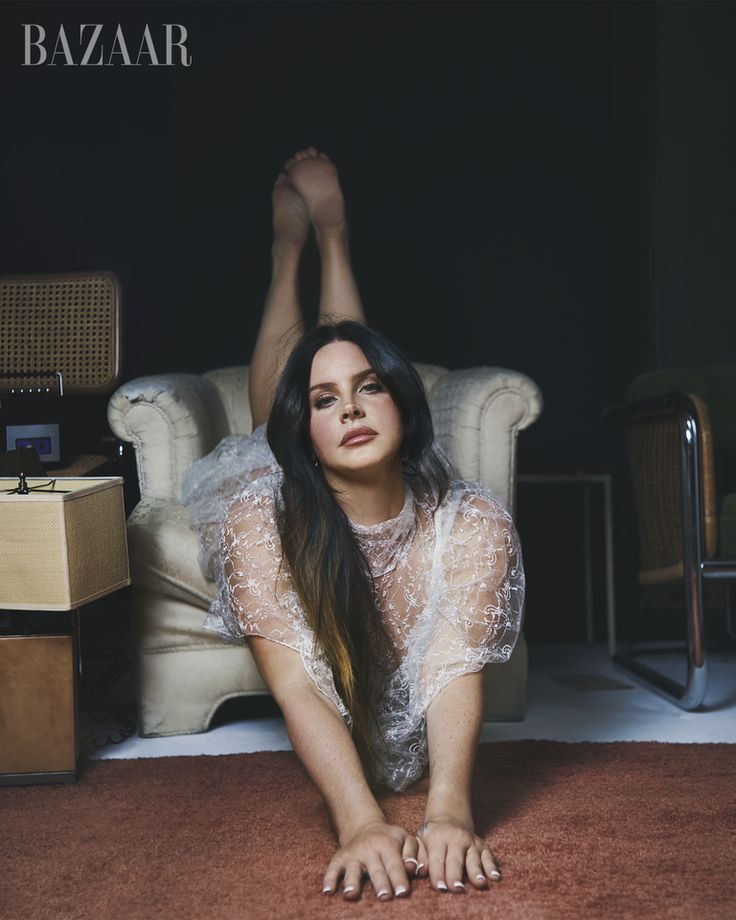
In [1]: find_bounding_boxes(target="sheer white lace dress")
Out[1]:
[182,425,525,792]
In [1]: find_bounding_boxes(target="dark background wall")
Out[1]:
[1,0,733,644]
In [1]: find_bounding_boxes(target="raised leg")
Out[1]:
[285,148,366,326]
[248,173,310,429]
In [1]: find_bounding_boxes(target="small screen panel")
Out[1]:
[5,424,61,464]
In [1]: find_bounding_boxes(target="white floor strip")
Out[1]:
[83,642,736,761]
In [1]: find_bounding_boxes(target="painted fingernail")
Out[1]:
[476,873,486,882]
[453,881,465,891]
[490,870,501,880]
[404,857,419,866]
[437,880,448,891]
[378,889,391,899]
[416,862,425,871]
[343,886,355,894]
[395,886,408,896]
[322,886,333,894]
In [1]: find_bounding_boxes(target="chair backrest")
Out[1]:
[0,272,122,396]
[624,393,717,584]
[628,365,736,495]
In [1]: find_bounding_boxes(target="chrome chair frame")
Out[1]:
[606,392,736,711]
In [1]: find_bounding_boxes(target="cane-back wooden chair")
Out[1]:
[606,367,736,711]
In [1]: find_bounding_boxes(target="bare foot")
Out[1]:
[272,172,310,249]
[284,147,346,240]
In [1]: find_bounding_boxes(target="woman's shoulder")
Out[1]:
[440,478,512,518]
[225,470,283,524]
[428,478,515,546]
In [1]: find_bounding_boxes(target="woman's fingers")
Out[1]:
[383,849,411,897]
[445,846,467,893]
[481,847,502,881]
[414,835,429,877]
[326,835,500,898]
[340,862,364,900]
[365,857,395,901]
[426,839,449,891]
[401,835,421,878]
[323,822,420,900]
[466,846,488,889]
[322,857,344,895]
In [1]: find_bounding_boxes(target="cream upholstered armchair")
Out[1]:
[108,364,543,737]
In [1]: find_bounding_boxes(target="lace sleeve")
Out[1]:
[416,482,525,709]
[181,425,279,580]
[205,475,352,727]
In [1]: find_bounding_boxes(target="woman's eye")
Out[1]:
[313,381,382,409]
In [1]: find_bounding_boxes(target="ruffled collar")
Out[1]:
[349,482,416,578]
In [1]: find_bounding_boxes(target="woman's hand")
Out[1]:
[414,817,502,893]
[322,819,420,901]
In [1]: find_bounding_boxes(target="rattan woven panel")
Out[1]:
[0,272,121,395]
[625,416,684,579]
[625,395,717,584]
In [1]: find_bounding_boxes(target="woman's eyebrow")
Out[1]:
[309,368,376,393]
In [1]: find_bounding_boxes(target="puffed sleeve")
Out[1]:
[204,474,352,726]
[181,425,279,580]
[411,481,525,711]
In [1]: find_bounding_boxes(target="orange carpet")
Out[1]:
[1,741,735,919]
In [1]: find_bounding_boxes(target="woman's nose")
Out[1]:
[341,403,365,421]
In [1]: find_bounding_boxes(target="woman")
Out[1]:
[182,148,524,902]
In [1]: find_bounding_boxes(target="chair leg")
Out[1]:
[611,567,709,712]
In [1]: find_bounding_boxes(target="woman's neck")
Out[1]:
[327,462,407,526]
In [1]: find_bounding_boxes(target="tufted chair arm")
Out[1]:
[429,367,543,514]
[107,374,233,500]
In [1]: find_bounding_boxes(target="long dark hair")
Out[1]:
[266,321,450,786]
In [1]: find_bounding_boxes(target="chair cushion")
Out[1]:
[127,498,214,610]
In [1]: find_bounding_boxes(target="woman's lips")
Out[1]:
[340,427,377,446]
[342,433,376,446]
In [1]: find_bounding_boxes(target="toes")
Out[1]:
[285,146,328,169]
[287,151,305,168]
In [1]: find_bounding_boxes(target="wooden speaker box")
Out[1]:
[0,633,77,783]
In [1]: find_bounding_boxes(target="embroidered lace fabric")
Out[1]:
[182,425,525,792]
[181,424,278,579]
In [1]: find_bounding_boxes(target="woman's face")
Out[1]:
[308,340,404,479]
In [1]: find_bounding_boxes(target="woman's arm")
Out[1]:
[248,636,418,900]
[418,669,502,893]
[414,485,523,893]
